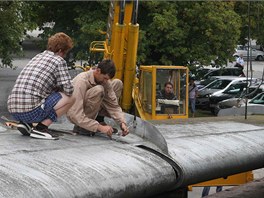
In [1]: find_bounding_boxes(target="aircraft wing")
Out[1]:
[0,123,177,198]
[1,114,264,197]
[154,120,264,187]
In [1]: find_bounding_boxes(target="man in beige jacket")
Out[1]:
[67,59,129,138]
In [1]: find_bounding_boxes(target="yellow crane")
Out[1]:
[90,0,189,120]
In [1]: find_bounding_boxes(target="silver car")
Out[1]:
[196,76,242,109]
[233,45,264,61]
[217,92,264,116]
[214,83,263,114]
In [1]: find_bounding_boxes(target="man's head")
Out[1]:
[94,59,116,84]
[47,32,73,58]
[189,77,195,85]
[164,82,173,94]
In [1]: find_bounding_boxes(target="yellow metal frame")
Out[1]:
[89,41,112,59]
[109,1,133,53]
[89,1,137,112]
[121,23,139,111]
[133,65,189,120]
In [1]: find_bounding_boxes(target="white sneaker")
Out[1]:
[17,123,32,136]
[30,128,59,140]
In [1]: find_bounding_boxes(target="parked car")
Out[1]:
[208,78,259,114]
[217,92,264,116]
[214,84,264,113]
[233,45,264,61]
[195,67,245,89]
[196,76,241,109]
[249,91,264,104]
[193,67,215,81]
[195,77,217,90]
[195,77,216,90]
[203,67,245,79]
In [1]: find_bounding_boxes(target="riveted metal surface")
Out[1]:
[0,124,177,198]
[155,121,264,188]
[1,115,264,197]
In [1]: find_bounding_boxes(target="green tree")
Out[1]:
[234,1,264,47]
[137,1,184,65]
[28,1,109,62]
[137,1,241,67]
[28,1,242,68]
[0,1,37,68]
[254,2,264,46]
[2,1,260,70]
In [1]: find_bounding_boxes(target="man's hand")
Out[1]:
[120,122,129,136]
[97,124,114,138]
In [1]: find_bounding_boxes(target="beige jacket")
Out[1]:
[67,70,125,132]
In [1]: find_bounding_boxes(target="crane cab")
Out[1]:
[133,65,189,120]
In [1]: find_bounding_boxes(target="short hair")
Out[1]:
[98,59,116,78]
[47,32,73,53]
[164,81,173,88]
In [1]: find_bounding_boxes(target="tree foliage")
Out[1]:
[28,1,109,61]
[138,1,241,67]
[1,1,264,69]
[0,1,37,68]
[234,1,264,46]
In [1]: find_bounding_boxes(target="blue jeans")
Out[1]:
[11,92,62,123]
[189,98,196,113]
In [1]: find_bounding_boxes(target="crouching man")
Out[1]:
[67,59,129,138]
[7,32,75,140]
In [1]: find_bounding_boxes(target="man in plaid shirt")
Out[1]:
[7,32,75,140]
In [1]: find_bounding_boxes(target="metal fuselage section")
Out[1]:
[1,115,264,197]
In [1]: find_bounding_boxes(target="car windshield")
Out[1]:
[195,69,211,80]
[224,83,247,94]
[249,92,264,104]
[206,79,231,89]
[236,45,244,50]
[199,78,216,86]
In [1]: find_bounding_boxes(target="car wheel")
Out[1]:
[214,107,220,116]
[210,108,217,115]
[256,55,264,61]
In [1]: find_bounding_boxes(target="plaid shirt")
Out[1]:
[8,50,73,113]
